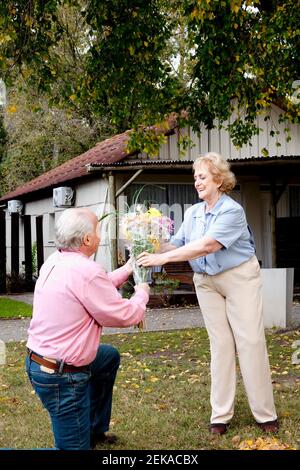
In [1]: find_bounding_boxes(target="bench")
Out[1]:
[164,261,195,289]
[148,261,197,307]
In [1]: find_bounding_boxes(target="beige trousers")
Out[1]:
[193,256,277,424]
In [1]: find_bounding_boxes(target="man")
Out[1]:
[26,207,149,449]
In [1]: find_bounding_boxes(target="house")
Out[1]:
[1,104,300,297]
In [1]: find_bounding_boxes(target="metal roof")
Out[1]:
[87,155,300,169]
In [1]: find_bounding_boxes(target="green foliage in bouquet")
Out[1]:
[130,237,155,284]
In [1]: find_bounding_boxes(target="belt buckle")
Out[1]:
[43,356,64,375]
[40,365,55,374]
[42,356,58,374]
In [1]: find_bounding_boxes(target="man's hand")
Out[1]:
[135,283,150,295]
[137,252,169,267]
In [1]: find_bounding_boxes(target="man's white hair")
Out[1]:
[55,208,95,249]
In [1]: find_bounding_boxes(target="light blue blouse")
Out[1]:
[170,194,255,275]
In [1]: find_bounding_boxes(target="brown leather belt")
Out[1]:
[28,350,90,374]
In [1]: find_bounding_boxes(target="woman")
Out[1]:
[137,152,278,435]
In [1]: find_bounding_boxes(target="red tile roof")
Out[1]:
[0,131,131,202]
[0,114,179,203]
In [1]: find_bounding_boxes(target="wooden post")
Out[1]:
[270,200,277,268]
[36,215,44,274]
[0,209,6,293]
[108,172,117,270]
[24,215,33,290]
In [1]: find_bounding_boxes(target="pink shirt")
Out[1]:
[27,250,149,366]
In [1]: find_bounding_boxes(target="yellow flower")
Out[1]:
[147,208,162,217]
[125,230,132,240]
[150,239,160,251]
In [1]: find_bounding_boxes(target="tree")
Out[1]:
[81,0,182,132]
[0,0,180,131]
[0,114,8,165]
[0,81,106,195]
[183,0,300,147]
[0,2,115,195]
[1,1,300,152]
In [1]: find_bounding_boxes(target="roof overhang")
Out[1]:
[230,155,300,178]
[1,155,300,204]
[86,160,195,172]
[88,154,300,166]
[87,155,300,174]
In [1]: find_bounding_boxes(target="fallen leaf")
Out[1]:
[232,435,241,446]
[239,437,296,450]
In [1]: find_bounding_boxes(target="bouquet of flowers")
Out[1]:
[120,204,174,329]
[121,205,174,283]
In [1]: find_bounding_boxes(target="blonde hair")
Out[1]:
[193,152,236,194]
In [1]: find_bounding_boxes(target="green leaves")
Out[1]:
[0,77,103,196]
[227,119,259,148]
[183,0,300,147]
[1,0,300,155]
[127,127,167,157]
[83,0,180,131]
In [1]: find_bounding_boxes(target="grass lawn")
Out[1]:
[0,328,299,450]
[0,298,32,319]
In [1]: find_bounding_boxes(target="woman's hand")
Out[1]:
[137,252,168,267]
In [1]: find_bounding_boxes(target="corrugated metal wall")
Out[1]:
[137,104,300,161]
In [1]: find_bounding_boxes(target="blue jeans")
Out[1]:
[26,344,120,450]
